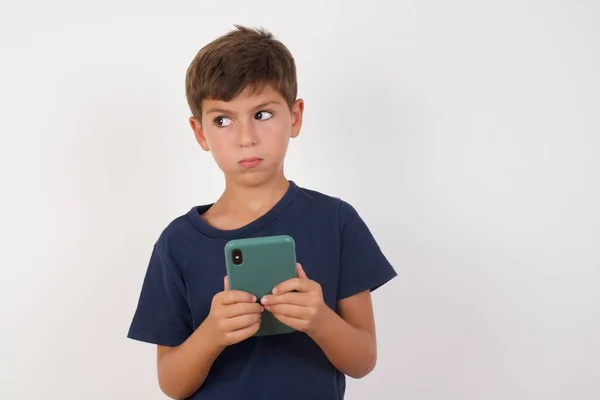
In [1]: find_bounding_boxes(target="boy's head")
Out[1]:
[185,25,304,187]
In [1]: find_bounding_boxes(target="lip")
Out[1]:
[238,157,263,168]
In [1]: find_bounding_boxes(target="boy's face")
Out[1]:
[189,85,304,186]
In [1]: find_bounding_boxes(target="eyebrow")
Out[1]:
[204,100,282,115]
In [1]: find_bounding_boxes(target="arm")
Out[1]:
[128,246,262,398]
[265,201,394,378]
[309,200,395,377]
[156,320,224,399]
[157,278,262,399]
[308,290,377,378]
[263,264,378,379]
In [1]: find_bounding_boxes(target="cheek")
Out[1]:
[262,132,288,155]
[205,132,235,164]
[266,139,290,167]
[262,121,290,148]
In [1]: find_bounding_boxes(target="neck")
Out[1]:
[219,173,290,214]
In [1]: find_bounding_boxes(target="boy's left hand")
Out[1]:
[260,263,329,334]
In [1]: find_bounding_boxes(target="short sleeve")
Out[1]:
[337,201,397,300]
[127,244,193,347]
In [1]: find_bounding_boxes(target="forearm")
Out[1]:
[309,307,377,379]
[158,320,224,399]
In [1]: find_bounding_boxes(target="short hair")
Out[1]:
[185,25,298,120]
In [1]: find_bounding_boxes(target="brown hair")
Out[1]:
[185,25,298,121]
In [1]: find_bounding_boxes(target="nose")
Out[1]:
[236,120,259,148]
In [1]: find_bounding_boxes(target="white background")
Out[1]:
[1,1,599,399]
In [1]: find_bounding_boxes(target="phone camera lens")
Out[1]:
[232,249,243,265]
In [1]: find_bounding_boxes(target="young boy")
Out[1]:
[127,25,397,399]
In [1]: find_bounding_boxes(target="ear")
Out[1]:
[290,99,304,139]
[189,116,210,151]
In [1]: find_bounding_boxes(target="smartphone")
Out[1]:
[224,235,297,336]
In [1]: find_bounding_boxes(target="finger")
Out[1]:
[224,302,264,318]
[222,313,262,332]
[296,263,308,279]
[273,277,311,294]
[261,292,307,307]
[266,304,308,319]
[224,276,230,291]
[220,290,256,305]
[226,320,261,344]
[271,313,305,331]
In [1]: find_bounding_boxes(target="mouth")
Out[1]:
[238,157,263,168]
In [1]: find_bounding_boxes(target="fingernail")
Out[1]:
[272,287,277,294]
[252,295,257,302]
[261,296,268,305]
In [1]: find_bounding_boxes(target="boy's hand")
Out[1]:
[261,263,329,335]
[205,276,263,347]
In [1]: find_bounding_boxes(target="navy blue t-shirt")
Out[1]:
[128,181,397,399]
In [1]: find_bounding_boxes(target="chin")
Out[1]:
[228,168,284,188]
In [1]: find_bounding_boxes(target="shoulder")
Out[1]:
[152,208,203,262]
[295,184,361,226]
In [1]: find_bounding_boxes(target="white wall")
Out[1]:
[2,1,599,399]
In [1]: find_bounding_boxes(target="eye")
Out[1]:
[255,111,274,121]
[214,116,233,127]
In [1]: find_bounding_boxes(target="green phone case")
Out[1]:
[224,235,297,336]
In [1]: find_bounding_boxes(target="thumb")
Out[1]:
[296,263,308,279]
[224,276,230,291]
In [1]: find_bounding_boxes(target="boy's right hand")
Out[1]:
[206,276,263,347]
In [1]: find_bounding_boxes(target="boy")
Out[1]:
[127,25,397,399]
